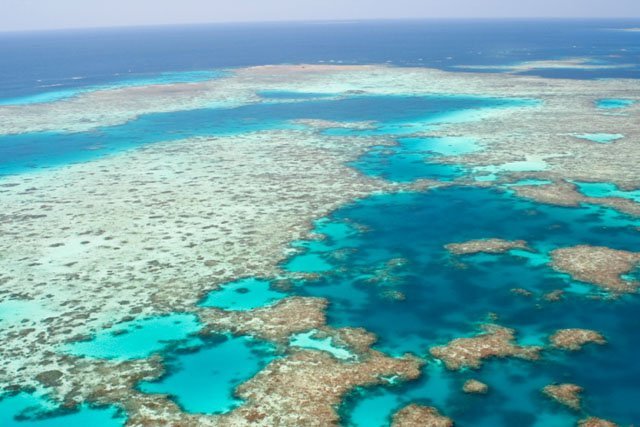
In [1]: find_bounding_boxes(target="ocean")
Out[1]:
[1,19,640,101]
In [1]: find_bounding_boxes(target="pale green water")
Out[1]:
[0,300,55,327]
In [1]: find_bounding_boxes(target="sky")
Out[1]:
[2,0,640,32]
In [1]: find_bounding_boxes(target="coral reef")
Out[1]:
[198,297,327,343]
[578,417,619,427]
[542,290,565,302]
[542,383,583,410]
[550,245,640,293]
[1,63,639,424]
[463,379,489,394]
[429,324,542,370]
[445,238,530,255]
[218,350,422,426]
[549,329,607,351]
[391,404,454,427]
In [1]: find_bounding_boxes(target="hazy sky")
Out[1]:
[2,0,640,32]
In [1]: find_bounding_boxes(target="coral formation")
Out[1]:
[549,329,607,351]
[429,324,542,370]
[391,404,454,427]
[542,383,583,410]
[551,245,640,293]
[445,238,530,255]
[463,379,489,394]
[578,417,619,427]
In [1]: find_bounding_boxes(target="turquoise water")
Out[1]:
[574,181,640,203]
[343,362,453,426]
[324,98,535,138]
[0,71,226,106]
[596,99,635,109]
[0,94,527,177]
[137,336,274,414]
[574,133,624,143]
[289,330,355,360]
[399,136,481,156]
[0,393,123,427]
[63,314,201,360]
[350,139,464,182]
[199,278,286,311]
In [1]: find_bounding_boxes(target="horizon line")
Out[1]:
[2,16,640,34]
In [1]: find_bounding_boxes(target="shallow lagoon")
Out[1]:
[575,181,640,203]
[349,137,468,182]
[596,98,635,109]
[138,336,275,414]
[289,330,356,360]
[0,393,124,427]
[64,314,201,360]
[574,133,624,143]
[199,278,286,311]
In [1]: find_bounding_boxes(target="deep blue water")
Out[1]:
[1,19,640,100]
[287,187,640,426]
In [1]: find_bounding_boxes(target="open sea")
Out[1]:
[1,19,639,426]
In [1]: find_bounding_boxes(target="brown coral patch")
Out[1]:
[463,379,489,394]
[391,404,454,427]
[578,417,619,427]
[429,324,542,370]
[511,180,640,217]
[542,383,583,410]
[197,297,327,343]
[511,288,533,297]
[445,238,530,255]
[550,245,640,293]
[513,181,586,207]
[542,290,565,302]
[549,328,606,351]
[217,350,422,426]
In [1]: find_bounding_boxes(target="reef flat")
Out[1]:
[1,64,639,426]
[0,128,396,401]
